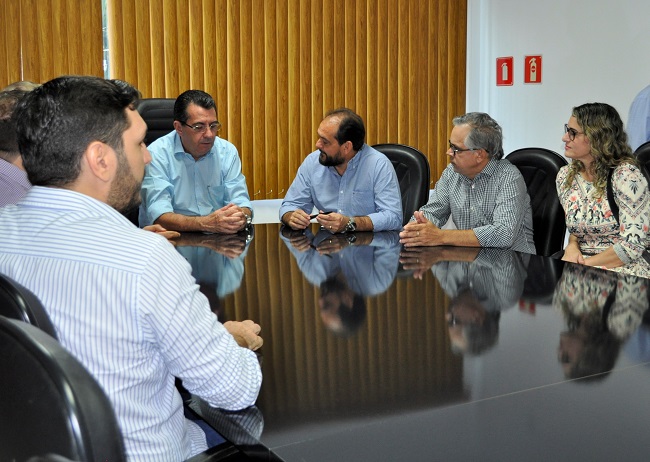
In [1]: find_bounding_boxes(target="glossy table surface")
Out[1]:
[178,223,650,462]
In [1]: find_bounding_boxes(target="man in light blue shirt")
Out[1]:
[279,107,402,233]
[627,84,650,151]
[140,90,253,234]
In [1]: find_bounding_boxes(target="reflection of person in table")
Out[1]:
[281,227,401,335]
[401,246,528,355]
[174,232,250,315]
[553,264,648,379]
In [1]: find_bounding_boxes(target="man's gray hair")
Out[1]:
[452,112,504,159]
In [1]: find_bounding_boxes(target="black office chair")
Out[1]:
[0,274,247,461]
[136,97,176,145]
[0,316,127,462]
[634,140,650,183]
[0,273,58,339]
[372,143,431,225]
[506,147,568,257]
[127,98,176,225]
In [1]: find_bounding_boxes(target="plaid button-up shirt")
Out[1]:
[419,159,536,254]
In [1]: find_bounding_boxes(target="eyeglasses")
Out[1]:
[182,121,222,133]
[448,140,478,157]
[564,124,584,141]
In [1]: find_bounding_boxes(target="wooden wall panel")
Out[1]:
[107,0,466,198]
[0,2,22,86]
[0,0,102,88]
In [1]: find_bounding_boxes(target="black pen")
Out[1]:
[310,211,334,219]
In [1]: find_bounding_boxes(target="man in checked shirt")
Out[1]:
[400,112,536,254]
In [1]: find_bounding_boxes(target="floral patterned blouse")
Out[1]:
[556,163,650,278]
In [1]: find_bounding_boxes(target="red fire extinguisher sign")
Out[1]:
[496,57,514,86]
[524,55,542,84]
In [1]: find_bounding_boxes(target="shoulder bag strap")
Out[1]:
[606,168,619,224]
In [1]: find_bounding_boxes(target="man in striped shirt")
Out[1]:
[400,112,535,254]
[0,76,263,462]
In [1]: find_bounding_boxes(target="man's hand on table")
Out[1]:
[400,211,441,247]
[224,320,263,351]
[143,224,181,242]
[200,204,248,234]
[282,210,311,231]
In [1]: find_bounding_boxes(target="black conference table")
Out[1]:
[176,223,650,462]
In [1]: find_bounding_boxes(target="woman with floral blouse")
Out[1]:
[556,102,650,278]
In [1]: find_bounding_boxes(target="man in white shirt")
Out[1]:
[0,76,263,462]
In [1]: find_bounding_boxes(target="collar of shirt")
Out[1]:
[21,186,132,226]
[172,132,217,161]
[465,157,499,183]
[330,143,366,174]
[0,158,31,188]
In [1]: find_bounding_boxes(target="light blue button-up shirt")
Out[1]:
[627,84,650,151]
[140,131,252,226]
[279,144,403,231]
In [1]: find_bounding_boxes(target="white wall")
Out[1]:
[467,0,650,156]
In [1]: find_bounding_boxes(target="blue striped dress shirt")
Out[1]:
[278,144,403,231]
[0,187,262,462]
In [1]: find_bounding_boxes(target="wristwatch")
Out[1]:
[345,216,357,233]
[244,209,253,227]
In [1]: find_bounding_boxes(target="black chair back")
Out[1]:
[0,273,57,338]
[634,140,650,184]
[0,317,127,462]
[136,98,176,145]
[506,147,568,257]
[372,143,431,225]
[521,255,564,305]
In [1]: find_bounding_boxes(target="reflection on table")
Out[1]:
[181,223,650,461]
[174,230,251,316]
[554,263,649,379]
[430,247,529,356]
[280,225,401,335]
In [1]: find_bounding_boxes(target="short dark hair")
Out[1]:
[325,107,365,151]
[12,76,140,187]
[174,90,217,123]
